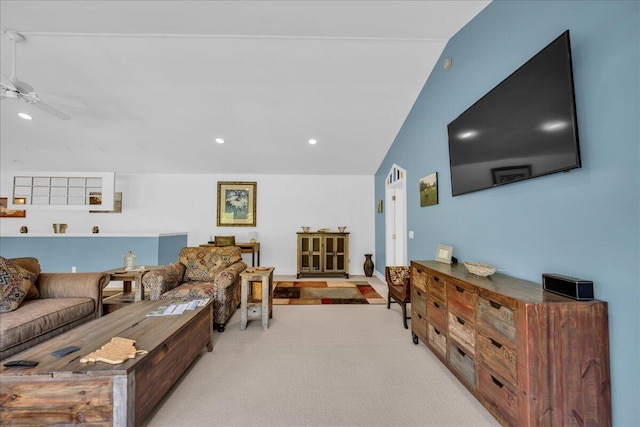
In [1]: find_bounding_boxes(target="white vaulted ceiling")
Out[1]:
[0,1,490,175]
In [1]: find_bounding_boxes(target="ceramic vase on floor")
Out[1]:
[364,254,374,277]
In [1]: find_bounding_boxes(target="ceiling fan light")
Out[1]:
[308,139,317,145]
[18,112,32,120]
[215,138,224,144]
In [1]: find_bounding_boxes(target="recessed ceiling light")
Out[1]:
[308,139,317,145]
[215,138,225,144]
[18,112,32,120]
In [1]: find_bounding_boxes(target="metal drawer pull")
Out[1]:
[490,338,503,349]
[456,286,464,293]
[489,300,502,310]
[491,374,505,389]
[432,276,439,282]
[456,316,465,325]
[433,301,440,309]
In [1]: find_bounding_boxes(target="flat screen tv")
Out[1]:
[447,31,581,196]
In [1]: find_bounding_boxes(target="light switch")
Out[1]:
[409,231,414,239]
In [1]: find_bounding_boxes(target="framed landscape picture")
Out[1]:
[0,197,26,218]
[217,181,257,227]
[419,172,438,207]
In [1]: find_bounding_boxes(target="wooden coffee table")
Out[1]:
[0,300,213,426]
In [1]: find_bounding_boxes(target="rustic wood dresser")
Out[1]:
[410,260,611,426]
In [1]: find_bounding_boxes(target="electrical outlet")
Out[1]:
[71,266,76,273]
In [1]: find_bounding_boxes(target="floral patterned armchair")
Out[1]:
[142,246,247,332]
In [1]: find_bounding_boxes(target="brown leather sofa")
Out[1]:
[0,257,110,359]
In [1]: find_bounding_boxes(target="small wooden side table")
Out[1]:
[103,267,155,314]
[104,268,149,301]
[240,267,274,330]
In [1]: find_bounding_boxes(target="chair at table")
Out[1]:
[385,266,411,329]
[214,236,236,247]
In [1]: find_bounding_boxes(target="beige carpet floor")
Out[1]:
[141,275,499,427]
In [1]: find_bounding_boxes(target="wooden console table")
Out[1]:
[201,242,260,267]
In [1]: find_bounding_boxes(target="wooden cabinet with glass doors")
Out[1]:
[296,232,349,278]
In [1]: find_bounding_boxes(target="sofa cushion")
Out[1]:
[0,257,38,312]
[0,297,95,351]
[179,246,242,282]
[8,257,41,300]
[160,281,217,300]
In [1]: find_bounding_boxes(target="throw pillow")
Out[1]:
[179,247,241,282]
[7,257,41,300]
[0,257,38,312]
[388,266,410,285]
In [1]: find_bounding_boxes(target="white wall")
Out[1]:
[0,172,375,275]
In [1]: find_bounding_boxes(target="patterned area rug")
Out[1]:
[273,281,385,305]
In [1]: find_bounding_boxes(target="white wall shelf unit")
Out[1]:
[10,172,115,210]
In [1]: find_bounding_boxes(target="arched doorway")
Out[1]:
[385,164,407,266]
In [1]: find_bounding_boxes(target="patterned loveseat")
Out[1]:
[142,246,247,331]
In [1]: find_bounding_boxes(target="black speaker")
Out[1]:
[542,273,594,300]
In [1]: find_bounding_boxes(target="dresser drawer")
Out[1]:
[411,265,428,293]
[448,341,476,389]
[428,323,447,359]
[477,333,517,387]
[427,272,447,302]
[448,312,476,356]
[411,286,427,317]
[412,309,427,342]
[427,295,447,332]
[478,365,518,427]
[447,280,477,321]
[477,296,516,344]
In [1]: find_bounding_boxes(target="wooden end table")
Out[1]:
[240,267,274,330]
[103,267,159,314]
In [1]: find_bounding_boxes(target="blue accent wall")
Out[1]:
[0,234,187,272]
[375,1,639,424]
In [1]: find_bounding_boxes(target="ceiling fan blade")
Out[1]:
[30,101,71,120]
[1,74,18,91]
[37,92,87,109]
[7,76,34,94]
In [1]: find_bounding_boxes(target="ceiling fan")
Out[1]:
[1,29,85,120]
